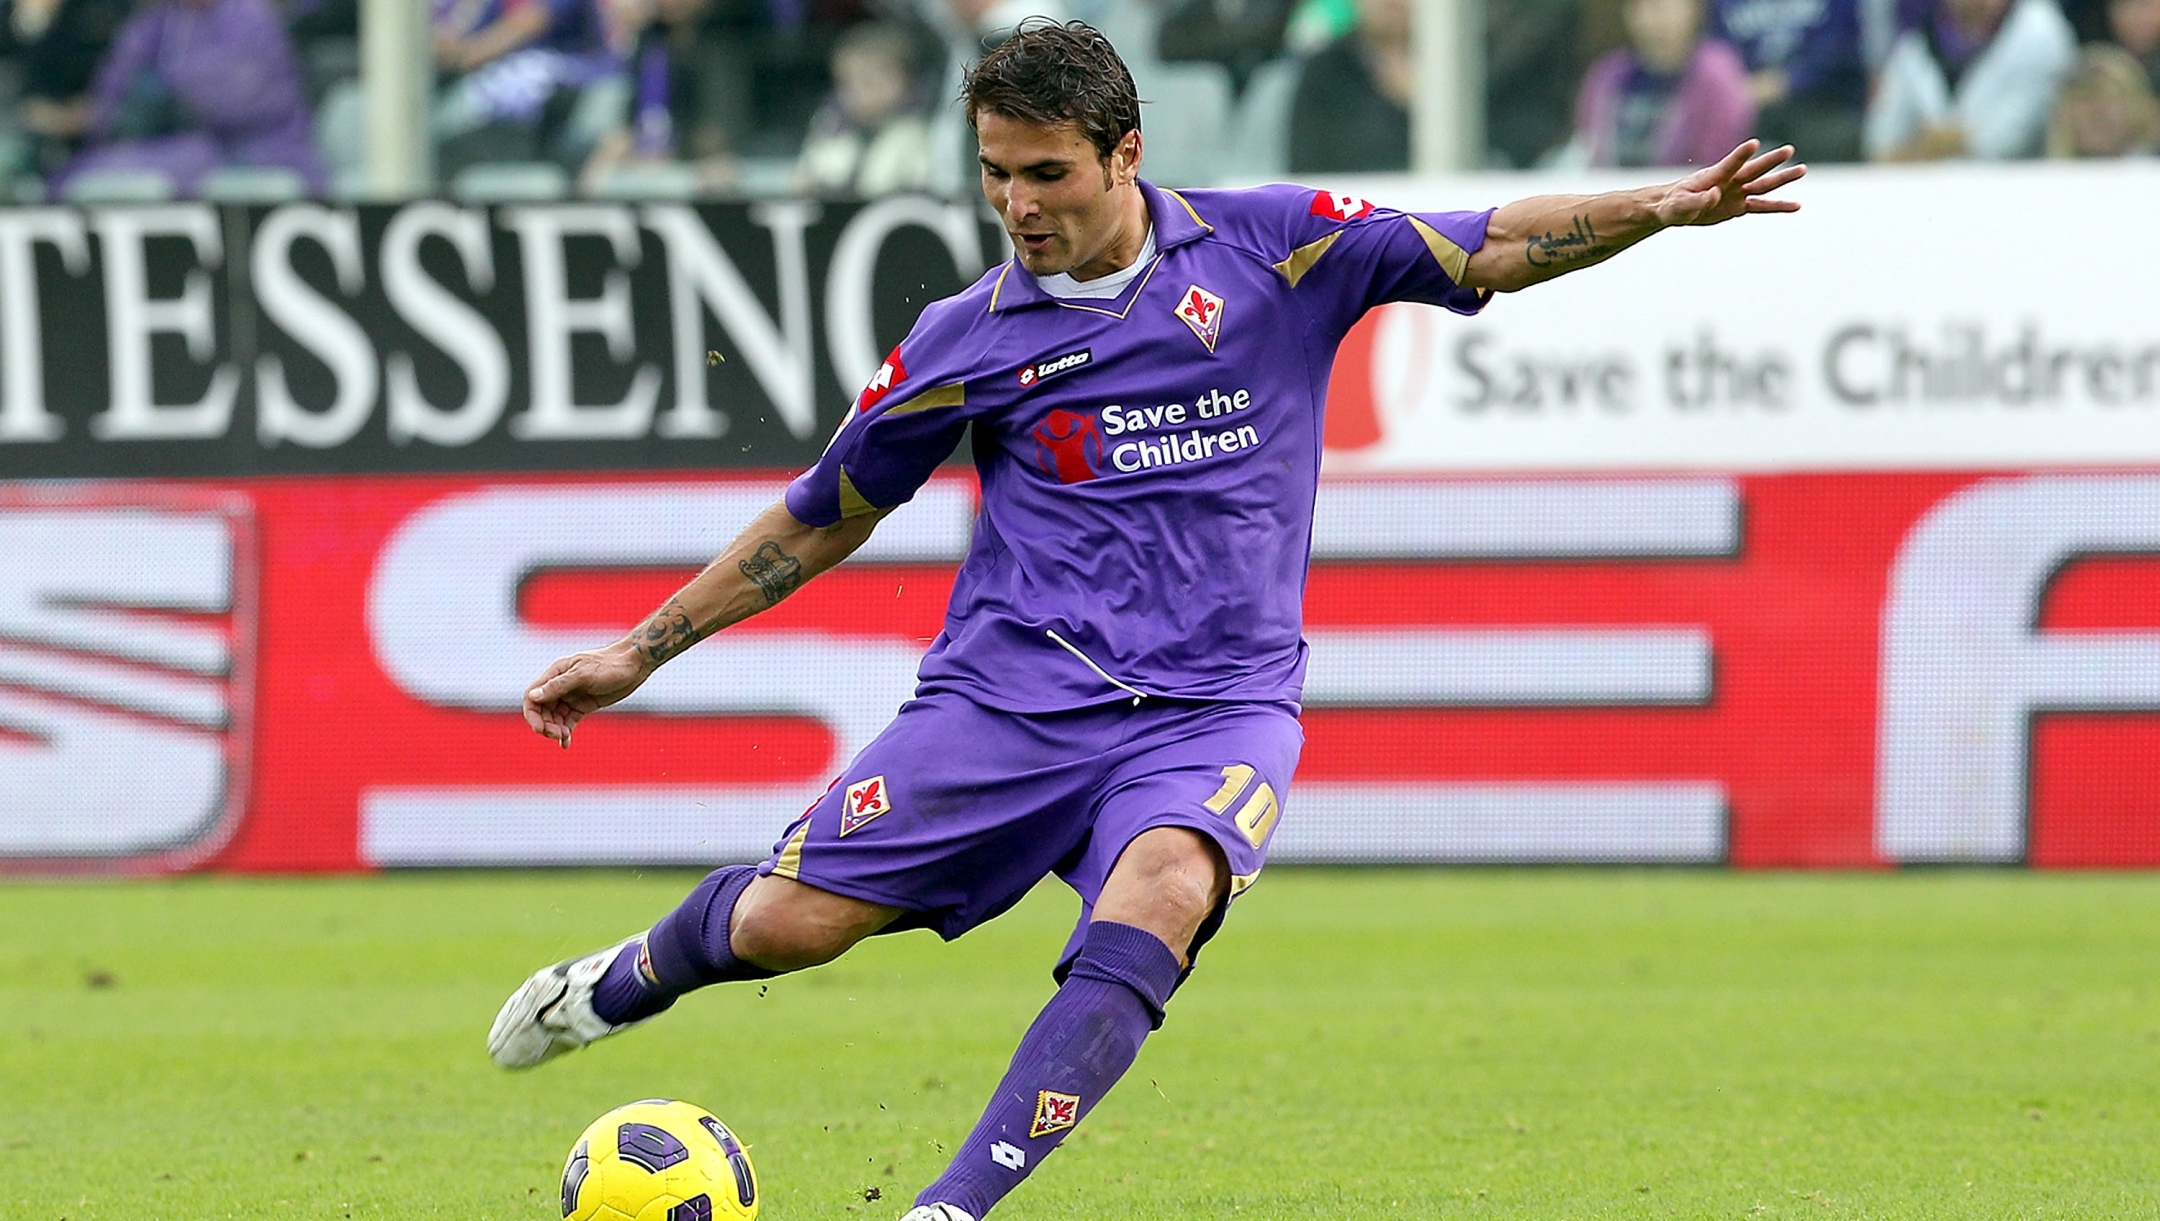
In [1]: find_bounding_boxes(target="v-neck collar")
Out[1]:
[986,180,1214,316]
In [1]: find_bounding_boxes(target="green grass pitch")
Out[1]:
[2,869,2156,1219]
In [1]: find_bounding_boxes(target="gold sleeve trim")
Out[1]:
[883,381,967,416]
[836,467,879,519]
[771,819,812,879]
[1406,215,1470,283]
[1272,231,1343,288]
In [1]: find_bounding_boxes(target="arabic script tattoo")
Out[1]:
[1525,214,1608,267]
[635,601,702,666]
[740,540,804,606]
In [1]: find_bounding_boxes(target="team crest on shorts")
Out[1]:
[1029,1090,1081,1137]
[840,775,893,836]
[1174,284,1225,352]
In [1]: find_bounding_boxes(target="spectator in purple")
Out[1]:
[579,0,737,192]
[1573,0,1757,166]
[52,0,325,196]
[1712,0,1866,159]
[432,0,624,174]
[2109,0,2160,94]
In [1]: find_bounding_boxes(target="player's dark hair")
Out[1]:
[962,20,1141,163]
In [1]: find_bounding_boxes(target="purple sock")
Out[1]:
[592,865,778,1025]
[916,921,1183,1218]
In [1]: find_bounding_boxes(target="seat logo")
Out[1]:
[0,495,254,865]
[840,774,893,836]
[1029,409,1104,484]
[1174,285,1225,353]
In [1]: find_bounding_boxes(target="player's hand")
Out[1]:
[522,641,651,748]
[1653,139,1805,228]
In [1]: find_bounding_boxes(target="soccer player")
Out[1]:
[490,22,1803,1221]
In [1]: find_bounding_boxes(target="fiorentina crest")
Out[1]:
[1029,1089,1081,1137]
[1174,284,1225,353]
[840,775,892,836]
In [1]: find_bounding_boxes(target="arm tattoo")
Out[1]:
[635,600,702,666]
[738,540,804,606]
[1525,214,1608,268]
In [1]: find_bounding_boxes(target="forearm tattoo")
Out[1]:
[1525,214,1609,268]
[739,540,804,606]
[634,600,702,666]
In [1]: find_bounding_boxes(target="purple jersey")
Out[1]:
[786,181,1494,712]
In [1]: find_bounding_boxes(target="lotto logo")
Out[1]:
[1310,190,1374,222]
[1018,348,1091,388]
[1174,284,1225,353]
[990,1142,1026,1171]
[839,775,892,836]
[1029,1090,1080,1137]
[858,347,907,412]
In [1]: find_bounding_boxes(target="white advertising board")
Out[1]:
[1305,162,2160,473]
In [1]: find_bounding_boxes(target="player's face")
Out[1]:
[977,112,1144,278]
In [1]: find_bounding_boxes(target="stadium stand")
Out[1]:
[0,0,2146,198]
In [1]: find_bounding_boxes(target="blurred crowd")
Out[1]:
[0,0,2151,202]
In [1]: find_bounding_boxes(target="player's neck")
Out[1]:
[1064,186,1153,283]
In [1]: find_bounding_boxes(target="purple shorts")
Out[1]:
[758,690,1302,970]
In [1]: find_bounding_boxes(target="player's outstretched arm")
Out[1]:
[1459,140,1805,294]
[521,500,889,746]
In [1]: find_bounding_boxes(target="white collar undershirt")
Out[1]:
[1033,225,1157,300]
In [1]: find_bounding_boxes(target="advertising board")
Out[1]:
[2,166,2156,869]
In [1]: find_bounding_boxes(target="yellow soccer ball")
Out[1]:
[560,1099,760,1221]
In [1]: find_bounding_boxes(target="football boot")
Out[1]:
[488,936,648,1069]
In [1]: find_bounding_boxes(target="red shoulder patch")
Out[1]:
[858,347,907,412]
[1310,191,1375,222]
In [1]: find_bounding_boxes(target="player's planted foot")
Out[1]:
[487,936,651,1069]
[898,1206,975,1221]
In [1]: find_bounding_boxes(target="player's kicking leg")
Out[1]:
[490,687,1089,1069]
[488,871,898,1068]
[902,827,1228,1221]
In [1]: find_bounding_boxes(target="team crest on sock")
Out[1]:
[1173,285,1224,352]
[1029,1090,1080,1137]
[840,775,893,836]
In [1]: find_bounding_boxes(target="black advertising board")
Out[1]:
[0,197,1004,477]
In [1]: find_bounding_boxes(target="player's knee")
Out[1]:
[1123,828,1229,927]
[1157,857,1226,929]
